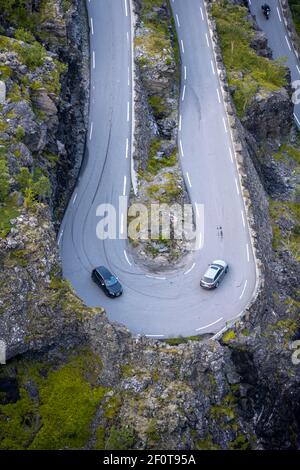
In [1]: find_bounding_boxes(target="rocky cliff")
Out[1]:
[0,0,300,450]
[129,0,191,265]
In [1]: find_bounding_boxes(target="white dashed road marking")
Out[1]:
[124,250,132,266]
[184,263,196,275]
[186,172,192,188]
[239,280,248,299]
[196,317,223,332]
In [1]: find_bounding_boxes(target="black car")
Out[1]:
[92,266,123,298]
[200,260,229,289]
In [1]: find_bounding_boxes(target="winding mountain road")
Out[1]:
[249,0,300,124]
[59,0,257,339]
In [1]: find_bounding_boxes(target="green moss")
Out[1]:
[94,426,105,450]
[269,199,300,260]
[0,350,106,450]
[104,395,122,420]
[146,419,160,442]
[164,335,202,346]
[211,2,287,117]
[105,426,134,450]
[121,364,135,378]
[148,95,168,119]
[0,65,12,79]
[289,1,300,39]
[147,140,177,175]
[0,387,38,450]
[196,435,221,450]
[222,330,236,343]
[229,433,251,450]
[0,195,19,238]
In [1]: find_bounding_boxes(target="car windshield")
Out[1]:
[105,275,118,287]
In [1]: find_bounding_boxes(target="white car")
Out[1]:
[200,260,229,289]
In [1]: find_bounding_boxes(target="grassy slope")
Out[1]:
[212,2,287,116]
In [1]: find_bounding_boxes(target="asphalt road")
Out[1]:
[249,0,300,124]
[59,0,257,339]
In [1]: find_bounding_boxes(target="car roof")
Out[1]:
[95,266,113,279]
[204,265,220,280]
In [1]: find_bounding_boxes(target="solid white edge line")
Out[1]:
[124,250,132,266]
[285,35,291,51]
[297,65,300,75]
[229,147,233,162]
[222,117,227,133]
[196,317,223,332]
[216,88,221,103]
[89,122,93,140]
[239,279,248,300]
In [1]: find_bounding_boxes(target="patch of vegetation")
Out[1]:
[274,143,300,165]
[0,350,106,450]
[146,419,160,442]
[104,395,122,420]
[16,167,51,205]
[105,426,135,450]
[229,433,251,450]
[146,139,177,175]
[196,435,221,450]
[0,195,19,238]
[269,199,300,261]
[222,329,236,343]
[211,2,287,116]
[164,335,202,346]
[148,95,168,119]
[289,0,300,38]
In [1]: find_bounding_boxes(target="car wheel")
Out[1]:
[225,267,228,274]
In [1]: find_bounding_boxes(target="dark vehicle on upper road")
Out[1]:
[261,3,271,20]
[200,260,229,289]
[92,266,123,298]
